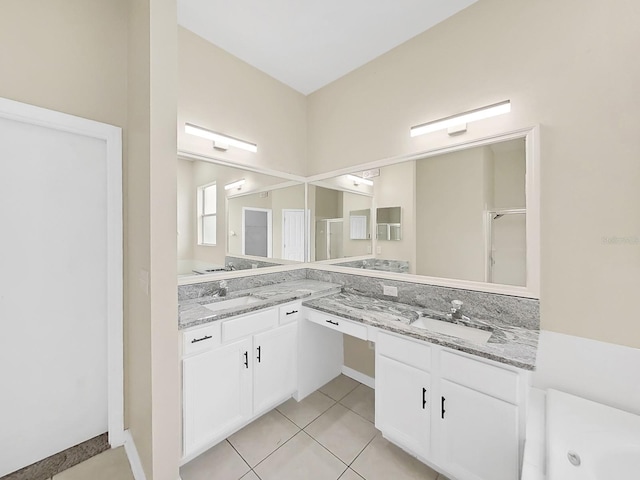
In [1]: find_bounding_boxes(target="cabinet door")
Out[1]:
[375,354,431,457]
[253,322,298,415]
[183,338,252,457]
[439,379,519,480]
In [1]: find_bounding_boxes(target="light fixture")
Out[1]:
[185,123,258,153]
[347,174,374,187]
[410,100,511,137]
[224,179,245,191]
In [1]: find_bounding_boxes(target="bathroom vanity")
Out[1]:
[178,277,537,480]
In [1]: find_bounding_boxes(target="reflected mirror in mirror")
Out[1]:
[311,136,528,287]
[376,206,401,241]
[308,180,373,261]
[349,209,371,240]
[177,157,305,277]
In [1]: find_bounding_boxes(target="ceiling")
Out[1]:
[177,0,478,95]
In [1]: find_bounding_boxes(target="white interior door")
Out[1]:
[282,209,305,261]
[0,98,122,476]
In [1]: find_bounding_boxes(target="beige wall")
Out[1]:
[178,27,307,176]
[307,0,640,349]
[416,147,490,281]
[127,0,179,478]
[0,0,127,128]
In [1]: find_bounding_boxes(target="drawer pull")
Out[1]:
[190,335,212,344]
[257,345,261,363]
[441,396,446,419]
[243,351,249,369]
[422,387,427,409]
[285,310,298,316]
[326,319,339,326]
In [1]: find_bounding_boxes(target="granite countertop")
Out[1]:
[302,290,538,370]
[179,280,538,370]
[179,279,342,329]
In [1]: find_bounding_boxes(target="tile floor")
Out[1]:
[42,375,450,480]
[180,375,449,480]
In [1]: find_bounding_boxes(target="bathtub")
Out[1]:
[545,389,640,480]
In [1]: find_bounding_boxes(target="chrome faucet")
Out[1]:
[450,300,464,320]
[225,262,236,271]
[219,280,228,297]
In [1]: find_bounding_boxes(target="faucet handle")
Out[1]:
[451,300,463,310]
[220,280,228,287]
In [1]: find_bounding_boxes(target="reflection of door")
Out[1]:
[242,207,272,257]
[282,209,305,261]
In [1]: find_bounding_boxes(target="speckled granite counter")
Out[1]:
[179,279,342,329]
[302,290,538,370]
[179,279,538,370]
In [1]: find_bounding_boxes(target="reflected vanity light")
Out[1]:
[224,179,245,191]
[410,100,511,137]
[347,174,374,187]
[185,123,258,153]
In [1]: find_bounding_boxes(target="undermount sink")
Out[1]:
[202,296,261,312]
[411,317,492,344]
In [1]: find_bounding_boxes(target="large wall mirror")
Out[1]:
[308,128,540,297]
[177,156,305,278]
[308,176,374,262]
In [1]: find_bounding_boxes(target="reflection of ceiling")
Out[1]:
[177,0,478,95]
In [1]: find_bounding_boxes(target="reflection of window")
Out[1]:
[198,183,217,245]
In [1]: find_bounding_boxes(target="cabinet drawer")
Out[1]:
[279,302,302,325]
[306,310,367,340]
[441,350,519,404]
[183,323,221,356]
[222,308,278,342]
[377,331,431,372]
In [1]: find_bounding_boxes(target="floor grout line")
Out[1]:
[225,439,252,473]
[249,426,303,471]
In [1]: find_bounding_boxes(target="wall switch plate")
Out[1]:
[367,245,372,254]
[376,246,382,254]
[383,285,398,297]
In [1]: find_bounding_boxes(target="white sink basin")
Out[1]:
[411,317,492,344]
[203,296,261,312]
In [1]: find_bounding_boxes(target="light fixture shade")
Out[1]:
[185,123,258,153]
[224,179,246,191]
[347,174,374,186]
[410,100,511,137]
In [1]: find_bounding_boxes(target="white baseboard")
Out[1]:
[341,365,375,389]
[123,430,147,480]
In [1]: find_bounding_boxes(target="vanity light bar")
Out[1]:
[410,100,511,137]
[185,123,258,153]
[347,174,374,186]
[224,179,246,191]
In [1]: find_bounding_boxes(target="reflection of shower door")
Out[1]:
[315,219,343,260]
[486,210,526,286]
[242,207,272,257]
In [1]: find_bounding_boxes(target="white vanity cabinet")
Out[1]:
[436,349,523,480]
[182,336,252,457]
[181,306,298,461]
[375,332,432,457]
[374,330,528,480]
[253,322,298,415]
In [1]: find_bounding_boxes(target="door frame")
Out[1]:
[241,206,273,258]
[0,97,124,447]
